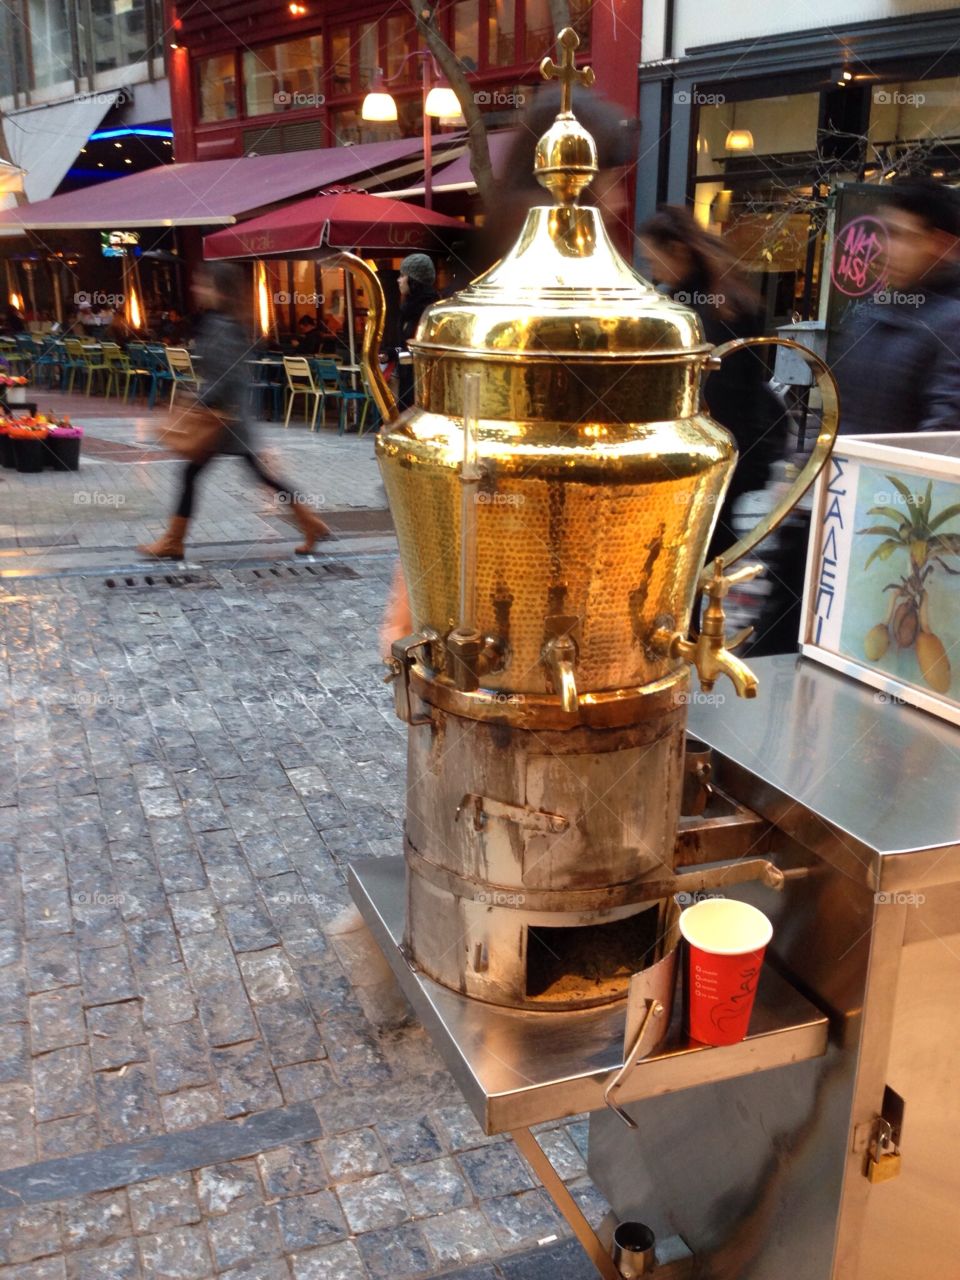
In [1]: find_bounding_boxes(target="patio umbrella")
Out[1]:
[202,190,470,261]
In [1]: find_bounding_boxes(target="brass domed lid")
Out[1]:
[412,29,709,363]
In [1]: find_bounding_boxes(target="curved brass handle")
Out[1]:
[701,336,839,587]
[323,251,400,426]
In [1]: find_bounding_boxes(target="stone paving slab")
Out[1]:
[0,562,609,1278]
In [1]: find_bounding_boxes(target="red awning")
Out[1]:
[0,136,441,235]
[203,191,469,260]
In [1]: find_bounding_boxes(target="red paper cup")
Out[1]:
[679,899,773,1046]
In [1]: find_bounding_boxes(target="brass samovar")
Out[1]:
[351,30,838,1015]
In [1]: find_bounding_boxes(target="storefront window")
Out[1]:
[357,23,378,92]
[488,0,515,66]
[696,92,820,177]
[90,0,148,73]
[453,0,479,69]
[197,54,237,122]
[384,14,414,82]
[524,0,553,63]
[330,26,351,96]
[243,36,324,117]
[28,0,73,88]
[869,76,960,145]
[330,106,400,145]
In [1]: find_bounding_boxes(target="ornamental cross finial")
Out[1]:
[540,27,595,116]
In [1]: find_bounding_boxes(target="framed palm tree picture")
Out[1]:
[800,432,960,726]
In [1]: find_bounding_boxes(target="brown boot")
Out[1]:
[138,515,189,560]
[290,501,332,555]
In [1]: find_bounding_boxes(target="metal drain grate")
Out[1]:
[104,571,219,591]
[239,563,360,583]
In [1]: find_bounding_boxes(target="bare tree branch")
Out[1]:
[409,0,497,208]
[548,0,572,38]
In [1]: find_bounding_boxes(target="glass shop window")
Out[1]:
[695,92,820,178]
[27,0,73,88]
[384,14,415,82]
[357,23,378,93]
[330,26,352,96]
[488,0,516,66]
[197,54,238,123]
[454,0,480,69]
[90,0,148,73]
[243,36,325,117]
[869,76,960,146]
[523,0,554,63]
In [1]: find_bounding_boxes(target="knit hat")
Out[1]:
[400,253,436,287]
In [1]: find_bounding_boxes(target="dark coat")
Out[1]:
[396,282,438,410]
[669,279,786,559]
[833,269,960,434]
[194,310,254,454]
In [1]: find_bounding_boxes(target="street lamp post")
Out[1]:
[361,52,463,211]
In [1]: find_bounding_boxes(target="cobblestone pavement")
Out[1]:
[0,559,608,1278]
[1,395,386,576]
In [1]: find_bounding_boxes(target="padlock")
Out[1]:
[866,1118,902,1184]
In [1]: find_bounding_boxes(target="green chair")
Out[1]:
[77,340,111,395]
[310,359,343,427]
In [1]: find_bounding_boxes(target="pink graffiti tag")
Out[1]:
[832,215,888,298]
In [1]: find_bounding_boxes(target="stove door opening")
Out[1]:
[525,905,662,1004]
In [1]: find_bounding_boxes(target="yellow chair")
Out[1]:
[282,356,323,430]
[165,347,200,407]
[100,343,142,402]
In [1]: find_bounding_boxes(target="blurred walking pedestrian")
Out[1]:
[834,178,960,434]
[139,263,331,561]
[638,205,788,559]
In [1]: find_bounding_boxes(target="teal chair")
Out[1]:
[335,366,373,436]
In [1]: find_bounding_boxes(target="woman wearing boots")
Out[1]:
[139,262,330,561]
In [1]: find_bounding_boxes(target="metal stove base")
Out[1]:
[348,857,829,1135]
[350,856,829,1280]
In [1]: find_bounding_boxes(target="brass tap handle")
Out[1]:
[653,560,764,698]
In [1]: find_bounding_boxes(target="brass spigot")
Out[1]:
[446,628,506,693]
[653,560,763,698]
[542,632,579,713]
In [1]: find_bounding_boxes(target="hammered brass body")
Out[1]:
[377,200,738,696]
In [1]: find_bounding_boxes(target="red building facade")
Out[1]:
[168,0,640,163]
